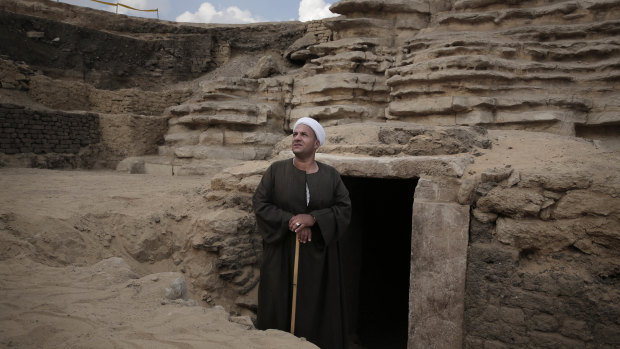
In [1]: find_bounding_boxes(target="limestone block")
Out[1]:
[164,131,200,146]
[414,177,460,203]
[243,55,280,79]
[178,114,265,127]
[284,32,320,59]
[323,17,392,32]
[541,199,555,209]
[211,171,241,192]
[315,153,472,178]
[495,216,620,255]
[519,169,592,191]
[229,315,255,329]
[391,127,491,156]
[191,146,256,160]
[295,73,387,94]
[309,37,382,56]
[409,201,469,349]
[586,111,620,125]
[223,131,249,145]
[506,170,521,188]
[477,187,545,218]
[330,0,430,15]
[311,51,367,65]
[560,319,592,342]
[291,89,388,105]
[496,217,620,257]
[290,105,372,122]
[494,111,587,124]
[238,175,262,194]
[398,69,515,86]
[452,96,496,112]
[495,218,577,253]
[199,78,259,95]
[168,104,190,116]
[456,110,494,125]
[168,117,180,126]
[458,177,478,205]
[543,190,563,200]
[472,208,498,224]
[223,160,271,178]
[552,190,620,219]
[174,147,194,159]
[453,0,500,10]
[480,167,513,183]
[190,101,259,115]
[199,128,224,145]
[388,85,444,99]
[165,277,188,300]
[224,131,283,146]
[257,76,293,93]
[328,24,394,43]
[290,49,314,61]
[194,209,250,235]
[157,145,174,157]
[500,307,526,327]
[394,16,429,30]
[437,1,580,25]
[389,97,453,116]
[309,56,392,74]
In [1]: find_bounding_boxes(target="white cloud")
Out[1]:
[298,0,337,22]
[175,2,260,24]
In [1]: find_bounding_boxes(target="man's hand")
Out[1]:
[289,214,316,243]
[296,227,312,243]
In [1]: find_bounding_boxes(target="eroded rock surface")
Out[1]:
[1,0,619,348]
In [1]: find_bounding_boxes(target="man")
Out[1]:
[252,117,352,349]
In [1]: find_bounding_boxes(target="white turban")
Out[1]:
[293,117,326,146]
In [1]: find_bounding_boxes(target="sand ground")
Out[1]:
[0,168,317,349]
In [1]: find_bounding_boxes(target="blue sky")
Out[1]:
[57,0,338,23]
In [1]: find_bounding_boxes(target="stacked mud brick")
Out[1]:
[306,20,331,43]
[0,104,100,154]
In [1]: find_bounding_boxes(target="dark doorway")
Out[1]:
[341,176,418,349]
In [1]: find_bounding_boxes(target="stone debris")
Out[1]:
[165,276,188,300]
[229,315,255,330]
[243,55,281,79]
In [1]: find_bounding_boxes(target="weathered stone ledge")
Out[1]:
[313,152,473,178]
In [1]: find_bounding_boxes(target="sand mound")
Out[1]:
[0,256,315,348]
[0,169,317,349]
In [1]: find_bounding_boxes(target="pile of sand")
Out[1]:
[0,169,317,349]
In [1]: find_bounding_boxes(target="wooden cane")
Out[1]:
[290,237,300,334]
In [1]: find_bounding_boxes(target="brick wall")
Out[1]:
[463,176,620,348]
[0,104,100,155]
[305,20,331,43]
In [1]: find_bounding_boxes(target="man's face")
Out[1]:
[292,124,319,157]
